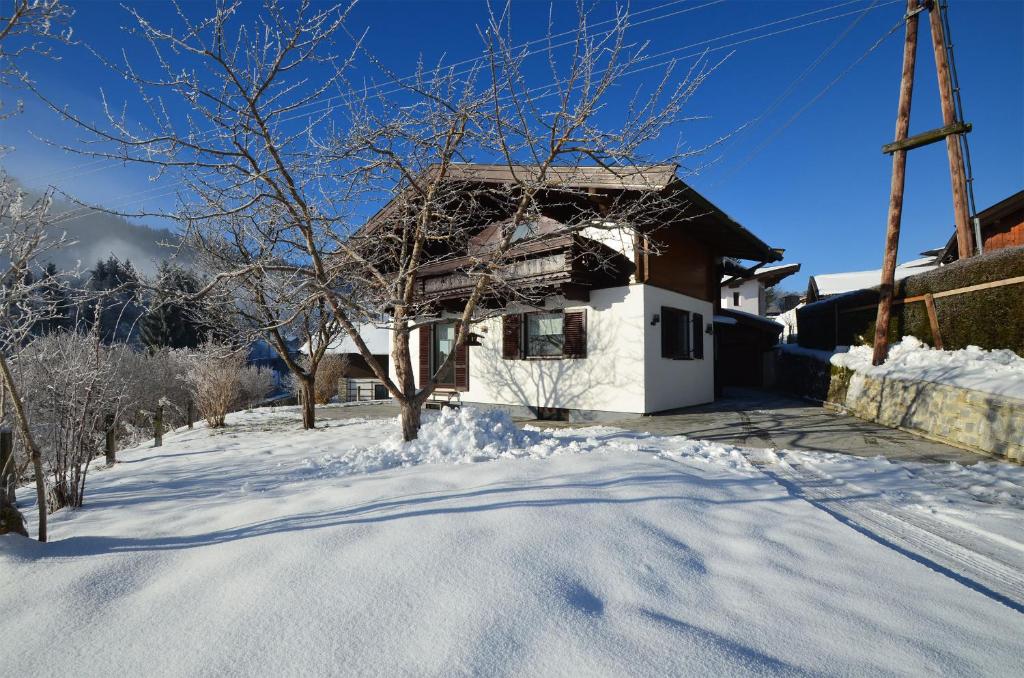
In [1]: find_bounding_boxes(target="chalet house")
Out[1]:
[376,164,782,421]
[720,263,801,316]
[937,189,1024,262]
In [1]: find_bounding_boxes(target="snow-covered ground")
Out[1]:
[3,406,1024,676]
[833,336,1024,400]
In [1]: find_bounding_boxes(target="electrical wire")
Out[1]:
[44,1,891,227]
[710,6,905,186]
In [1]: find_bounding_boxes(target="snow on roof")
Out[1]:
[721,262,801,286]
[300,324,390,356]
[717,307,784,327]
[811,258,937,297]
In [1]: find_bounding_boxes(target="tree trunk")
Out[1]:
[300,377,316,430]
[0,428,28,537]
[391,324,425,441]
[153,405,164,447]
[399,400,422,442]
[0,353,46,542]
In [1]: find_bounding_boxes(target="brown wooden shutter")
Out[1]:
[692,312,704,359]
[418,325,432,385]
[661,306,674,359]
[562,309,587,358]
[502,314,522,359]
[455,323,469,391]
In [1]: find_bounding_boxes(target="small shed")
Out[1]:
[713,309,783,390]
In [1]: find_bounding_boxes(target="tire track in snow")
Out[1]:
[748,453,1024,614]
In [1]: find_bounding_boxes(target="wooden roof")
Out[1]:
[362,163,780,263]
[440,163,680,190]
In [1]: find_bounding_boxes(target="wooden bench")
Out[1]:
[425,390,462,410]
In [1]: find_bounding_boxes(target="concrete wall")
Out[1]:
[827,366,1024,461]
[395,284,716,417]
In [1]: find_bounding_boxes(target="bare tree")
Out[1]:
[0,177,70,540]
[0,0,72,126]
[44,1,720,441]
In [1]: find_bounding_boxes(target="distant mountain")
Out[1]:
[7,180,187,275]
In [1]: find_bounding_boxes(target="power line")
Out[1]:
[705,0,884,180]
[46,1,887,227]
[711,6,904,186]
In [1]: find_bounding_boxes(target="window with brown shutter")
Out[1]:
[418,325,431,385]
[661,306,691,359]
[502,314,522,359]
[454,323,469,391]
[562,310,587,359]
[692,312,704,359]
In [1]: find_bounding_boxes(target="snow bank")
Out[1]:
[832,336,1024,399]
[295,407,755,480]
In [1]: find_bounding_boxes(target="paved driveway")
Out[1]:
[318,390,984,464]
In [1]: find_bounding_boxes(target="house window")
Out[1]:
[525,312,564,357]
[661,306,691,359]
[431,321,456,385]
[733,292,740,307]
[503,310,587,359]
[510,221,538,243]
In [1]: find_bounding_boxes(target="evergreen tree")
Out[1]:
[140,262,206,349]
[85,256,144,344]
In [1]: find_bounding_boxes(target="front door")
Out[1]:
[432,321,457,387]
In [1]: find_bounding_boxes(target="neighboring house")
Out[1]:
[248,337,303,393]
[720,262,801,316]
[374,163,782,421]
[937,189,1024,262]
[804,253,939,303]
[300,324,391,401]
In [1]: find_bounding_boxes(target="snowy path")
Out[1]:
[749,451,1024,613]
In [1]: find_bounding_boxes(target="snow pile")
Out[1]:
[832,336,1024,399]
[293,408,759,482]
[394,406,548,461]
[294,408,566,480]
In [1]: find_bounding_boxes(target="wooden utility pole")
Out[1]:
[928,1,974,259]
[872,0,975,365]
[872,0,921,366]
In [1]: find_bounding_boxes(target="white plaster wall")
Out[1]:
[643,286,716,412]
[395,284,716,415]
[461,285,648,413]
[721,279,762,316]
[578,224,635,264]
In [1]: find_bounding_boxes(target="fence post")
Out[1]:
[154,405,163,448]
[186,400,194,429]
[1,428,13,506]
[923,293,944,350]
[105,414,117,465]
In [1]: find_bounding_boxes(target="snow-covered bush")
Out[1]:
[11,331,127,509]
[185,340,246,427]
[288,353,349,404]
[313,354,348,404]
[236,365,274,410]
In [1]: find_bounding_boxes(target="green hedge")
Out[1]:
[797,245,1024,355]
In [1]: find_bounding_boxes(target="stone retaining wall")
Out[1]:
[826,365,1023,461]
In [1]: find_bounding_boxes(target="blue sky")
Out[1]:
[1,0,1021,292]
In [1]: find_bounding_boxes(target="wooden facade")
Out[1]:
[636,228,717,302]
